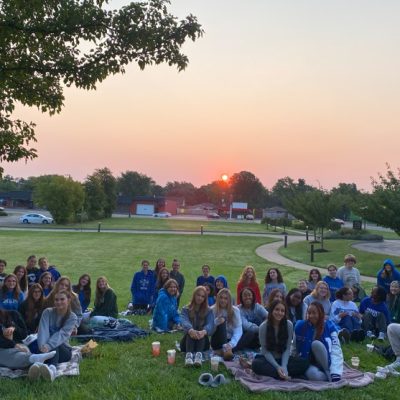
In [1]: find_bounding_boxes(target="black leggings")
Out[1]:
[233,330,260,351]
[251,355,309,379]
[47,344,72,366]
[211,321,229,350]
[180,334,210,353]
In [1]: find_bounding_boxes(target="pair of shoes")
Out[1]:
[185,352,194,367]
[338,329,350,344]
[223,348,234,361]
[378,332,385,341]
[378,366,400,377]
[366,331,375,339]
[387,359,400,370]
[198,373,228,387]
[28,363,57,382]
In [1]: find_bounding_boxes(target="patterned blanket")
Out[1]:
[0,346,82,380]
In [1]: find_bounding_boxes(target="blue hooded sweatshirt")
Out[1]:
[131,269,155,306]
[214,275,228,294]
[377,259,400,294]
[152,288,180,331]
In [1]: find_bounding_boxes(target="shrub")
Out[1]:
[325,229,383,241]
[0,210,8,216]
[292,220,307,230]
[328,221,342,231]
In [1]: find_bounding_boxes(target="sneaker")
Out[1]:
[375,370,387,379]
[198,373,214,386]
[387,359,400,370]
[338,329,350,344]
[194,352,202,367]
[378,332,385,341]
[366,331,375,339]
[210,373,228,387]
[27,363,41,381]
[185,352,194,367]
[39,364,56,382]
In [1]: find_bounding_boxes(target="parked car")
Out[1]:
[19,213,54,224]
[152,212,172,218]
[245,214,254,220]
[0,206,4,212]
[332,218,345,225]
[207,212,220,219]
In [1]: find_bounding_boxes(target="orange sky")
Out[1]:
[4,0,400,191]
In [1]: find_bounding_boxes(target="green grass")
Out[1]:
[0,230,396,399]
[279,239,400,278]
[1,214,298,235]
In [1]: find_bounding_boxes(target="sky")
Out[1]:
[5,0,400,191]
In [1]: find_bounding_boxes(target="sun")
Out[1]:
[221,174,229,182]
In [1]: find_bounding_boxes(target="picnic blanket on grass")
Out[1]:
[0,346,82,380]
[225,361,375,392]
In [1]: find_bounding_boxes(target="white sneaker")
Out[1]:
[28,363,41,380]
[39,364,56,382]
[194,352,203,367]
[375,370,387,379]
[185,352,194,367]
[387,359,400,370]
[378,332,385,341]
[366,331,375,339]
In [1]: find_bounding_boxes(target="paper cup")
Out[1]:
[351,356,360,367]
[366,344,374,353]
[152,341,160,356]
[211,356,219,372]
[167,349,176,364]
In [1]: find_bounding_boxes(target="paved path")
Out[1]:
[255,235,376,283]
[352,240,400,257]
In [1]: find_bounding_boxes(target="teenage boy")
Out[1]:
[338,254,361,288]
[131,260,155,311]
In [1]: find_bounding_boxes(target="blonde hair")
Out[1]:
[95,276,111,307]
[187,286,209,323]
[213,288,235,324]
[311,281,330,301]
[45,276,78,307]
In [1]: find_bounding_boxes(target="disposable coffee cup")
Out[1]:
[211,356,219,372]
[351,356,360,367]
[152,341,160,356]
[167,349,176,364]
[366,344,374,353]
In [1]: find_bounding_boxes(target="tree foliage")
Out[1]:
[33,175,84,224]
[356,166,400,235]
[164,181,197,205]
[117,170,155,199]
[270,177,314,207]
[0,0,203,175]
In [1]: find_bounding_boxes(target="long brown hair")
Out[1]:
[95,276,111,307]
[14,265,28,292]
[54,289,73,328]
[156,267,170,290]
[307,302,325,339]
[213,288,235,325]
[45,276,78,307]
[73,274,91,304]
[1,274,21,300]
[266,300,288,353]
[39,271,53,292]
[187,286,209,323]
[26,283,44,325]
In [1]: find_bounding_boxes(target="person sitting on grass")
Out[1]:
[25,255,39,288]
[36,290,78,381]
[39,272,53,297]
[0,308,56,378]
[35,257,61,284]
[0,259,7,286]
[298,279,311,299]
[210,288,242,361]
[180,286,213,367]
[196,264,215,287]
[169,259,185,308]
[236,287,267,351]
[152,279,182,332]
[386,323,400,370]
[323,264,344,302]
[153,267,170,306]
[13,265,28,297]
[131,259,155,312]
[387,281,400,323]
[265,288,285,311]
[90,276,118,322]
[251,300,309,380]
[72,274,91,313]
[330,287,364,342]
[303,281,331,319]
[294,302,343,382]
[337,254,360,288]
[237,265,262,305]
[203,282,215,306]
[377,259,400,295]
[286,288,306,326]
[0,274,24,311]
[360,286,390,340]
[214,275,229,298]
[307,269,322,291]
[18,283,45,334]
[263,267,286,305]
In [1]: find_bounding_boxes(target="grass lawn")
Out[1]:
[279,239,400,278]
[0,230,397,399]
[1,214,296,235]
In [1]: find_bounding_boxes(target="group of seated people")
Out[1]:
[143,254,400,381]
[0,256,118,381]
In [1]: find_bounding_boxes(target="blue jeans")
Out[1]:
[339,315,361,332]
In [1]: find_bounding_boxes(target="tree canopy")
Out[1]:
[0,0,203,175]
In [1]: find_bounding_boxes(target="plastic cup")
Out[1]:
[211,356,219,372]
[351,356,360,368]
[152,341,160,356]
[167,349,176,364]
[366,344,374,353]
